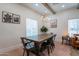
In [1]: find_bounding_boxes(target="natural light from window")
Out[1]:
[68,19,79,36]
[26,18,38,37]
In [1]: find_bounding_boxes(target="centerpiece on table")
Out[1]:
[40,26,48,34]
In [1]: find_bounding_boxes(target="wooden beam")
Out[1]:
[42,3,56,14]
[77,3,79,9]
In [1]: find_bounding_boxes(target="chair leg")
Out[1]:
[51,44,55,53]
[47,46,50,56]
[50,46,52,53]
[23,49,25,56]
[26,50,29,56]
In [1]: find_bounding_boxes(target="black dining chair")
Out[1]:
[50,34,56,52]
[21,37,36,56]
[41,35,54,55]
[53,34,57,41]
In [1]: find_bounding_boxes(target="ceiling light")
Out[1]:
[61,5,65,7]
[34,3,39,6]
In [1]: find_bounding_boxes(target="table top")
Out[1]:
[26,34,53,43]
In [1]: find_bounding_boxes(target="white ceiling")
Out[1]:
[48,3,78,12]
[20,3,52,15]
[20,3,79,15]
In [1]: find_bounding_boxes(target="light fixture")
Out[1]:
[34,3,39,6]
[61,5,65,7]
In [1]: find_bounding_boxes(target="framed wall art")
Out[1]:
[50,19,57,28]
[12,14,20,24]
[2,11,13,23]
[2,11,20,24]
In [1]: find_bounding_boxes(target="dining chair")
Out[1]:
[50,34,56,52]
[21,37,36,56]
[41,35,54,55]
[53,34,57,41]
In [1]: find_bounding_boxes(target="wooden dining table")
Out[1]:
[26,33,53,55]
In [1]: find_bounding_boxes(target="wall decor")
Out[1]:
[50,19,57,28]
[2,11,13,23]
[2,11,20,24]
[13,14,20,24]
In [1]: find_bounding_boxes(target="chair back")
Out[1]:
[53,34,56,41]
[47,36,54,44]
[21,37,32,49]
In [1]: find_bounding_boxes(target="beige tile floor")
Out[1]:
[0,42,71,56]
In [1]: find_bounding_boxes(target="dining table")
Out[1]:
[26,33,54,55]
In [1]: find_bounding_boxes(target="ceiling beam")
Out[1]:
[42,3,56,14]
[77,3,79,9]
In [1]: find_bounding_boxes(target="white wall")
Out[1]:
[40,9,79,42]
[0,3,41,52]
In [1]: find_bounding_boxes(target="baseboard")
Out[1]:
[0,44,22,53]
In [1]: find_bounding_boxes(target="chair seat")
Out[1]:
[25,43,34,49]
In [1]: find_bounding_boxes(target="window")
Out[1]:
[26,18,38,36]
[68,19,79,36]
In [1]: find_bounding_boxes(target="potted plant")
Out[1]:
[40,26,48,33]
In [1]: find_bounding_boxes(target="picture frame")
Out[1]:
[2,11,13,23]
[50,19,57,28]
[12,14,20,24]
[2,11,20,24]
